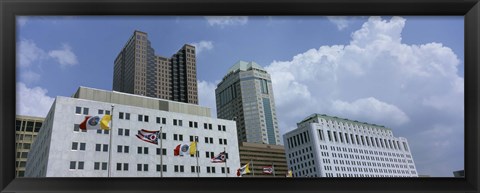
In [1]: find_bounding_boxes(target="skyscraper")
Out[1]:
[113,30,198,104]
[215,61,281,145]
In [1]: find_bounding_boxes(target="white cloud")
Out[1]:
[332,97,409,126]
[17,39,46,68]
[204,16,248,27]
[327,16,349,30]
[191,41,214,55]
[197,80,218,117]
[20,71,41,83]
[16,82,55,117]
[266,16,463,176]
[48,44,78,67]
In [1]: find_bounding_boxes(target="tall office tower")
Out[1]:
[25,86,239,177]
[113,30,198,104]
[15,115,44,177]
[284,114,418,178]
[215,61,281,145]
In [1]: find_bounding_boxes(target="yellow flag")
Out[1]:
[189,141,196,156]
[100,115,111,130]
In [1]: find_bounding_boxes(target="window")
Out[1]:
[119,112,124,119]
[157,165,167,172]
[117,145,123,153]
[102,162,107,170]
[78,161,84,170]
[103,144,108,152]
[73,124,81,132]
[125,113,130,120]
[72,142,78,150]
[83,108,89,115]
[96,144,101,151]
[118,128,123,136]
[75,106,82,114]
[144,116,149,122]
[70,161,76,169]
[94,162,100,170]
[138,115,143,122]
[156,148,167,155]
[98,109,104,114]
[80,143,86,150]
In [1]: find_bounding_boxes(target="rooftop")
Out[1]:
[298,113,391,131]
[226,60,264,74]
[71,86,211,117]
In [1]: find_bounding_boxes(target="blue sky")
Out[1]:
[16,16,464,177]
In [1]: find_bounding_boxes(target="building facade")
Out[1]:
[25,87,239,177]
[238,142,288,177]
[113,30,198,104]
[15,115,44,177]
[283,114,418,177]
[215,61,280,145]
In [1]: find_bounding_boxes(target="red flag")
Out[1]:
[79,116,91,130]
[173,144,181,156]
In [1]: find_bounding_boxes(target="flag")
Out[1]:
[174,144,181,156]
[79,116,102,130]
[211,152,226,163]
[262,166,273,174]
[100,115,111,130]
[189,141,197,156]
[237,163,251,176]
[286,170,293,177]
[79,116,91,130]
[179,144,190,156]
[135,129,160,145]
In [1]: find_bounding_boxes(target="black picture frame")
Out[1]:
[1,0,478,192]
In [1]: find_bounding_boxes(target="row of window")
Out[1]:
[76,107,228,132]
[318,118,393,137]
[71,160,230,174]
[75,107,111,116]
[72,124,227,145]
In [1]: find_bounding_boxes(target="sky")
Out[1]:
[16,16,464,177]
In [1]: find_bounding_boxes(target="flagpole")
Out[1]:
[272,162,275,177]
[251,159,254,176]
[195,136,199,178]
[107,104,114,177]
[224,147,227,178]
[159,126,163,178]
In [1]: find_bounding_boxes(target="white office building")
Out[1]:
[283,113,418,178]
[25,87,240,177]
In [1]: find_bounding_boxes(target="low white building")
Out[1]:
[25,87,239,177]
[283,113,418,178]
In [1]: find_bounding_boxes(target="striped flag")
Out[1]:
[135,129,160,145]
[262,166,273,174]
[211,152,226,163]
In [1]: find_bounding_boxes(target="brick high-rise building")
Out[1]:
[113,30,198,104]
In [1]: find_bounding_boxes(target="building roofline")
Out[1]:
[298,113,391,131]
